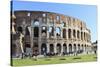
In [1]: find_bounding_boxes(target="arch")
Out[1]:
[68,29,71,39]
[57,43,61,54]
[49,26,54,36]
[56,15,60,21]
[63,29,66,38]
[34,19,39,26]
[81,32,83,40]
[41,43,47,54]
[84,32,85,40]
[85,44,86,51]
[63,43,67,53]
[50,44,54,53]
[73,44,76,52]
[17,26,23,33]
[34,27,39,37]
[78,44,80,51]
[77,30,79,39]
[56,27,61,37]
[69,44,72,53]
[41,26,47,37]
[81,44,84,51]
[42,13,46,17]
[73,30,76,38]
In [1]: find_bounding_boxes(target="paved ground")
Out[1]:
[11,54,97,66]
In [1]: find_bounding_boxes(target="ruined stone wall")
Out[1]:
[11,11,92,56]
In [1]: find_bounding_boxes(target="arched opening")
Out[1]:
[63,29,66,38]
[63,43,67,53]
[50,44,54,53]
[56,15,60,21]
[68,29,71,39]
[78,44,80,51]
[81,44,84,51]
[34,27,39,37]
[57,44,61,54]
[34,19,39,26]
[84,32,85,40]
[41,43,47,55]
[85,44,86,51]
[81,32,83,40]
[74,44,76,52]
[56,27,61,37]
[69,44,72,53]
[17,26,23,33]
[73,30,76,38]
[77,30,79,39]
[41,26,47,37]
[48,26,54,37]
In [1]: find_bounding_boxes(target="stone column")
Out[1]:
[67,44,69,53]
[54,20,56,39]
[54,31,56,39]
[66,28,68,40]
[76,30,77,40]
[76,44,78,52]
[82,31,84,41]
[47,29,49,39]
[54,43,57,53]
[60,28,63,38]
[79,30,81,40]
[72,44,74,52]
[38,27,42,55]
[31,20,34,48]
[47,43,50,53]
[61,43,64,53]
[71,28,73,40]
[38,42,41,55]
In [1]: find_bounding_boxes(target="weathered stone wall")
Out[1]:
[11,11,92,57]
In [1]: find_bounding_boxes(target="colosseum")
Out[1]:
[11,11,92,58]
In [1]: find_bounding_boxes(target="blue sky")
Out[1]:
[12,1,97,42]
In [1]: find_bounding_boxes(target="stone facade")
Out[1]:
[11,11,92,57]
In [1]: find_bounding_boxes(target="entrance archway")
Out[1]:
[50,44,54,53]
[57,44,61,54]
[73,44,76,52]
[81,44,84,51]
[41,43,47,54]
[63,29,66,38]
[78,44,80,51]
[85,44,86,51]
[69,44,72,53]
[63,43,67,53]
[34,27,39,37]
